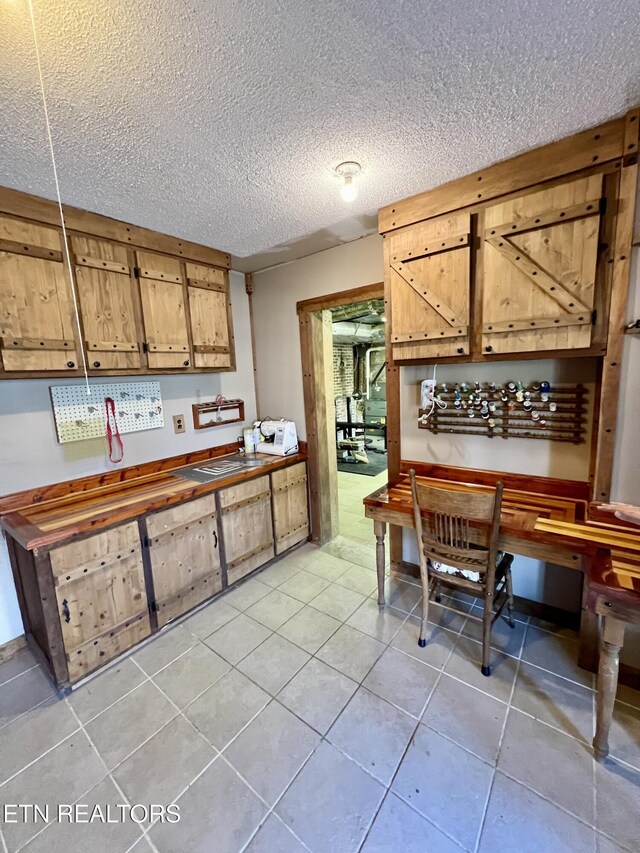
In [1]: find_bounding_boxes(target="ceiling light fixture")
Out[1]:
[335,161,361,203]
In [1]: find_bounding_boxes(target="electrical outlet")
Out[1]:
[173,414,186,434]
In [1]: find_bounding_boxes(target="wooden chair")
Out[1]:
[409,469,515,676]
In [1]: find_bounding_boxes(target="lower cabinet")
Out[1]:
[10,460,308,690]
[146,494,222,627]
[219,474,275,585]
[49,522,150,683]
[272,462,309,554]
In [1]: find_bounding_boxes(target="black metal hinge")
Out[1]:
[133,267,140,278]
[599,196,607,216]
[592,309,598,326]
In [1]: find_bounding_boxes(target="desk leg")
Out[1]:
[374,520,386,607]
[593,615,625,761]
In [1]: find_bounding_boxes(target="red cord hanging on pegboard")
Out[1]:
[104,396,124,463]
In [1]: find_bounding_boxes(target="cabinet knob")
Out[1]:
[66,361,75,368]
[183,360,190,367]
[485,346,493,353]
[457,348,464,354]
[93,361,101,368]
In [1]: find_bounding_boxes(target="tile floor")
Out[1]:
[0,471,638,852]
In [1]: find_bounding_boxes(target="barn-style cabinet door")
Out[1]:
[186,262,235,370]
[0,216,80,373]
[145,494,222,627]
[136,250,192,369]
[50,522,150,683]
[385,211,471,362]
[70,235,142,370]
[480,175,604,355]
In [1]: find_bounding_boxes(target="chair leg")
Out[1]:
[418,569,430,648]
[505,568,515,629]
[481,593,492,676]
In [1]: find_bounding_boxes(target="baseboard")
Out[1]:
[0,634,27,664]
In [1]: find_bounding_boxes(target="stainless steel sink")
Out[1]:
[174,455,270,483]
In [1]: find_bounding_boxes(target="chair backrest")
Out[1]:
[409,469,503,585]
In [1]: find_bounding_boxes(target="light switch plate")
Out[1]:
[173,414,186,434]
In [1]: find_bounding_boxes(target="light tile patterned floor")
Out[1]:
[0,471,638,852]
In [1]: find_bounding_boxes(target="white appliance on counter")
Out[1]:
[256,419,299,456]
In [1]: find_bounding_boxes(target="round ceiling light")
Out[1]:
[335,161,361,202]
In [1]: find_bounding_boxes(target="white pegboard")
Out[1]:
[50,382,164,444]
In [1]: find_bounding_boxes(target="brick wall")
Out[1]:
[333,342,354,421]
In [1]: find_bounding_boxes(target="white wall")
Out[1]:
[253,234,640,616]
[252,235,384,433]
[0,271,257,645]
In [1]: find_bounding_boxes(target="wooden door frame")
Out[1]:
[297,282,391,544]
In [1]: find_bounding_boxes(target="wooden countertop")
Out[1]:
[0,447,307,552]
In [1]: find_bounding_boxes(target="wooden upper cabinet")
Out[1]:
[136,250,192,369]
[0,216,79,372]
[386,211,471,361]
[71,235,142,370]
[481,175,603,355]
[186,262,235,370]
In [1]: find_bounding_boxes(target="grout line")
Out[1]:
[0,693,55,733]
[0,662,40,690]
[0,723,81,787]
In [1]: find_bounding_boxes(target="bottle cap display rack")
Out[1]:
[419,382,588,443]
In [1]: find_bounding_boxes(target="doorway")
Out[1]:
[297,282,388,546]
[331,299,387,543]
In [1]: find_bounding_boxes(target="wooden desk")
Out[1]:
[363,464,640,759]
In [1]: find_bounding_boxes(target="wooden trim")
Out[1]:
[187,277,226,293]
[0,634,28,664]
[86,340,140,352]
[296,282,384,314]
[226,541,274,572]
[379,115,626,233]
[392,327,467,344]
[0,185,231,270]
[33,551,70,687]
[193,344,230,354]
[483,314,592,333]
[298,310,338,543]
[485,199,602,238]
[245,273,261,416]
[146,343,189,353]
[0,337,75,352]
[220,491,271,514]
[138,517,159,632]
[591,113,640,500]
[138,266,182,283]
[74,255,129,274]
[0,239,62,261]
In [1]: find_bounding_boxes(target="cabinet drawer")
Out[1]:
[146,493,217,538]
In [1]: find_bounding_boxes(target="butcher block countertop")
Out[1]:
[0,443,307,552]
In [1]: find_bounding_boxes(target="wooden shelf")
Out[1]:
[192,399,245,430]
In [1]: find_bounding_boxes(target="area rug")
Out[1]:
[337,453,387,477]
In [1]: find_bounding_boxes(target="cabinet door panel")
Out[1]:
[272,463,309,554]
[50,522,149,682]
[481,175,602,355]
[186,262,234,369]
[0,216,79,372]
[386,212,471,361]
[71,236,142,370]
[147,494,222,627]
[137,251,191,369]
[220,475,274,584]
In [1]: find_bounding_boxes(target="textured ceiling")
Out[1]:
[1,0,640,270]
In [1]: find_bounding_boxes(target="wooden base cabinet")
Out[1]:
[145,494,222,627]
[272,462,309,554]
[219,475,275,585]
[49,522,150,683]
[5,459,308,691]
